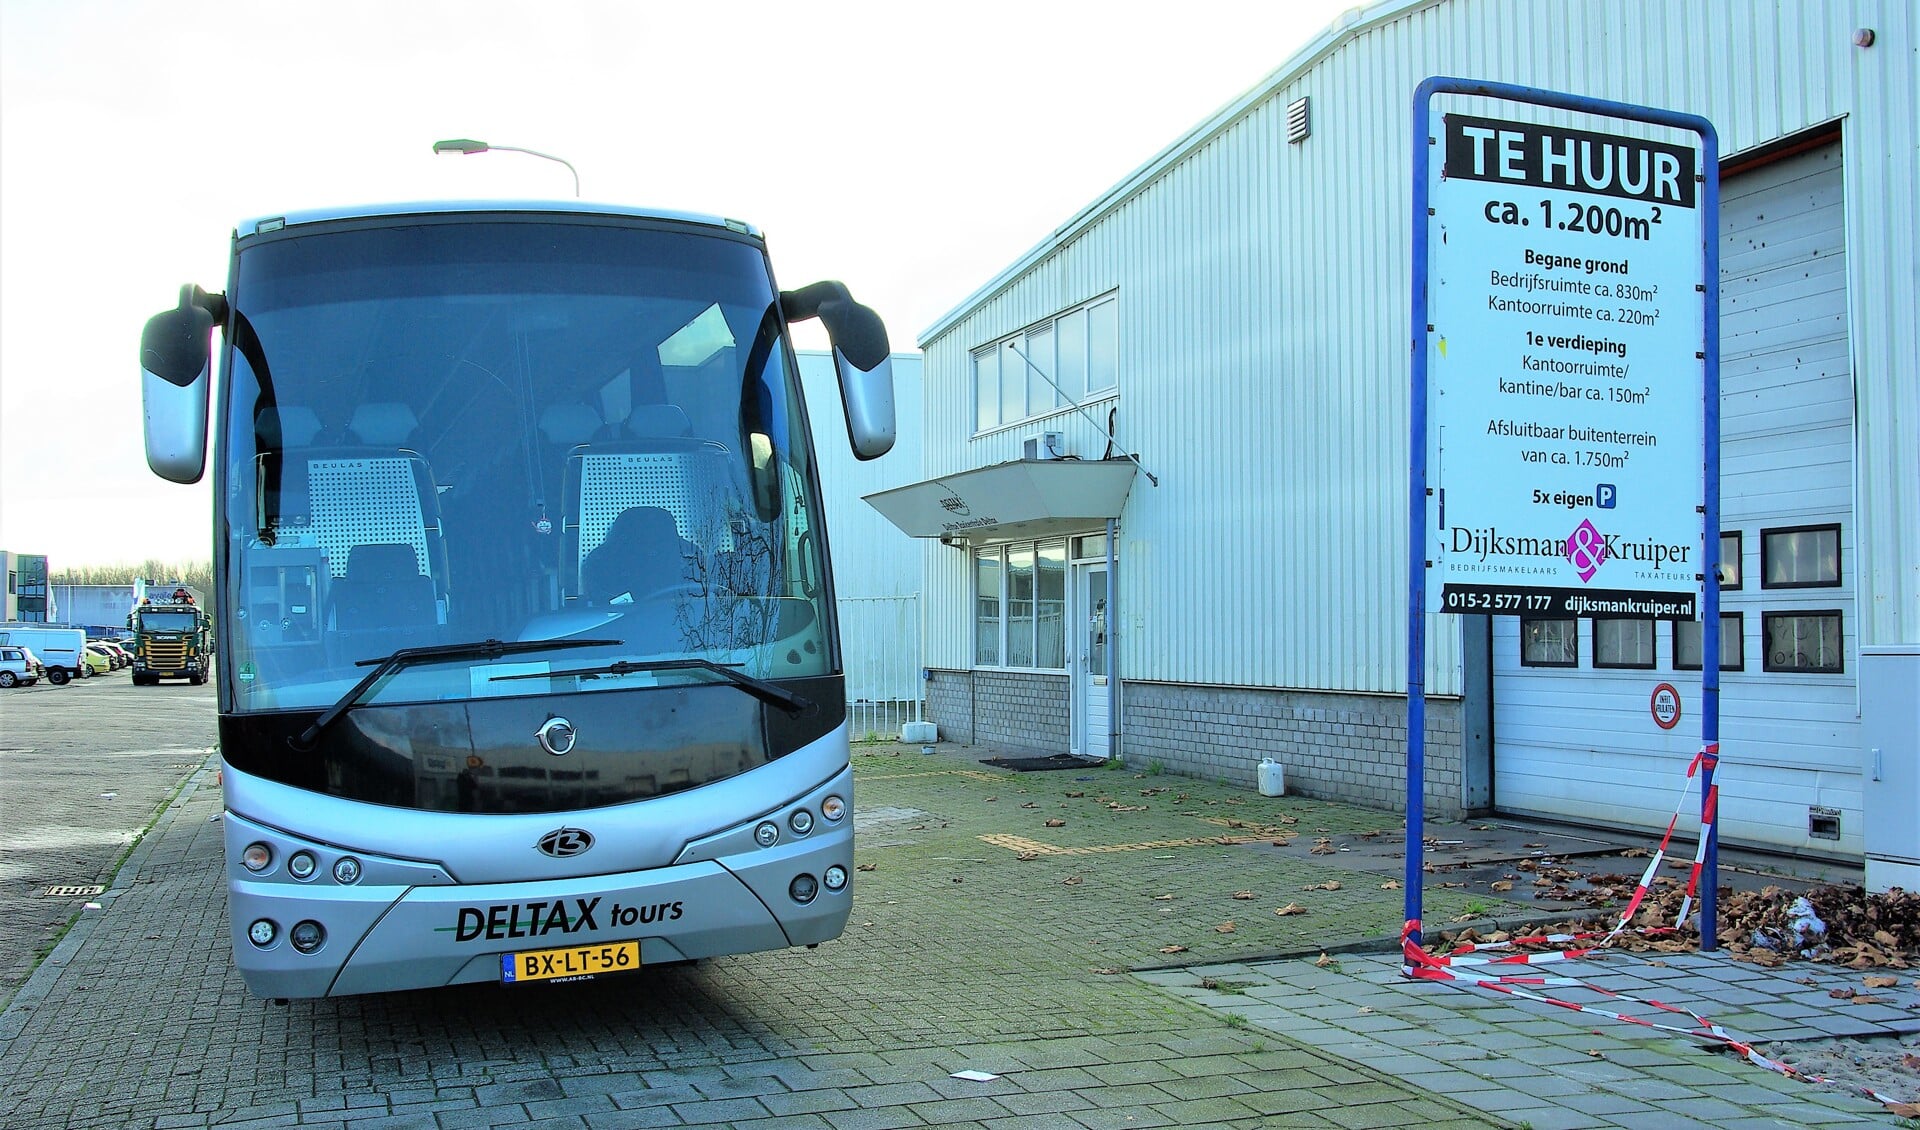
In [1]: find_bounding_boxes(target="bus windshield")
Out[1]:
[218,215,834,712]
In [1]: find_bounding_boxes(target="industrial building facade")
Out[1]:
[879,0,1915,858]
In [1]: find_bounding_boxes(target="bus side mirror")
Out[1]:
[781,281,896,460]
[141,285,224,484]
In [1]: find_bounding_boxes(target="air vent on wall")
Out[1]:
[1287,96,1311,144]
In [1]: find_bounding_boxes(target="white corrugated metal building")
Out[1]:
[874,0,1916,857]
[796,351,927,736]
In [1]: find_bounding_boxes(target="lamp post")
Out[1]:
[432,138,580,197]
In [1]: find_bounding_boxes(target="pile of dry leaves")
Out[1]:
[1427,881,1919,969]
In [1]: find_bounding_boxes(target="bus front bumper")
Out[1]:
[225,813,852,999]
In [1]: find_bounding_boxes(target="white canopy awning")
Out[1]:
[863,459,1138,545]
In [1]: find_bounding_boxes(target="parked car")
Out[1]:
[0,645,42,688]
[80,644,114,676]
[93,640,132,669]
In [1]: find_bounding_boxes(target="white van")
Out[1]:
[0,626,90,685]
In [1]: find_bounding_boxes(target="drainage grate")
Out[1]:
[46,885,105,897]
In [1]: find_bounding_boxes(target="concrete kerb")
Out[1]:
[0,748,218,1047]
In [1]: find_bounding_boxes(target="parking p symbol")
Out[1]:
[1596,483,1617,509]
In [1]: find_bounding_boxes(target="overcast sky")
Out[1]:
[0,0,1356,567]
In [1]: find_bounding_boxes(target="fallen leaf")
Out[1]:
[1065,791,1085,798]
[1491,881,1514,892]
[1302,880,1342,892]
[1152,893,1174,901]
[1314,953,1335,967]
[985,796,997,802]
[1061,875,1083,886]
[1044,818,1066,828]
[1381,880,1402,890]
[1849,995,1889,1006]
[1160,944,1188,954]
[856,863,878,872]
[1020,801,1038,809]
[1274,903,1308,917]
[1829,987,1858,1000]
[1092,967,1124,975]
[1015,851,1038,862]
[1356,1006,1373,1015]
[1215,922,1236,934]
[1310,838,1337,855]
[1585,1049,1606,1059]
[1864,975,1899,989]
[1232,891,1256,900]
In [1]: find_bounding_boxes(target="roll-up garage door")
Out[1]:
[1491,139,1858,857]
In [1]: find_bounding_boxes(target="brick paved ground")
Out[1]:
[0,738,1907,1127]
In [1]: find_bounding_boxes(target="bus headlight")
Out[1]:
[788,809,813,836]
[248,919,278,947]
[823,865,848,892]
[286,851,317,880]
[241,843,273,873]
[289,921,326,954]
[789,874,818,904]
[332,857,362,885]
[820,795,846,822]
[754,821,780,848]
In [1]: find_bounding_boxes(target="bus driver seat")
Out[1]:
[579,506,695,607]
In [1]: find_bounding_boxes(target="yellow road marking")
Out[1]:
[979,833,1259,856]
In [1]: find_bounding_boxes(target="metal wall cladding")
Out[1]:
[918,0,1917,694]
[799,352,926,604]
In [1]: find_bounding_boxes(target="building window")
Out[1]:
[1520,618,1577,667]
[1006,546,1035,667]
[974,552,1001,665]
[1716,531,1743,590]
[1594,618,1656,669]
[1760,524,1840,588]
[1762,611,1843,673]
[972,294,1117,433]
[973,540,1069,670]
[1675,613,1744,671]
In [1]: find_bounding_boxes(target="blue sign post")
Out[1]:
[1406,78,1720,951]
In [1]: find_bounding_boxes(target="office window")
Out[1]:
[1675,613,1743,671]
[971,294,1117,434]
[1036,543,1067,667]
[1594,618,1656,669]
[1520,618,1577,667]
[973,540,1069,670]
[974,552,1001,665]
[1006,547,1035,667]
[1716,531,1742,590]
[1761,524,1840,588]
[1763,611,1843,673]
[973,349,999,433]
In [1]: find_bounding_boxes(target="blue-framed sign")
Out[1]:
[1405,78,1721,950]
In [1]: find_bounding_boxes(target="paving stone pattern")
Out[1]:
[0,740,1907,1128]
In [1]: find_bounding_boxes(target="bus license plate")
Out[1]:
[501,940,640,984]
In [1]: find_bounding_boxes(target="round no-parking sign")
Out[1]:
[1650,682,1681,729]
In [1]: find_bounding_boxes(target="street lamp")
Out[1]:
[431,138,580,197]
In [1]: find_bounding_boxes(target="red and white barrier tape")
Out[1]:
[1402,742,1910,1111]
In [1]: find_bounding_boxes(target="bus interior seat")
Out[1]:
[302,403,449,615]
[578,506,695,607]
[331,542,441,636]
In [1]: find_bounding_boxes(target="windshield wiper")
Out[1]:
[289,637,622,751]
[491,657,813,716]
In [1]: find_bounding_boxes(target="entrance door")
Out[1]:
[1071,562,1111,758]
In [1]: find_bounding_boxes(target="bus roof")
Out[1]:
[236,200,761,240]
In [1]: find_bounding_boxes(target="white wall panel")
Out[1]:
[919,0,1918,694]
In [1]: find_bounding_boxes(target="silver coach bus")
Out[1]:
[139,202,894,998]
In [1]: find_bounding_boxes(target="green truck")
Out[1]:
[129,586,212,685]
